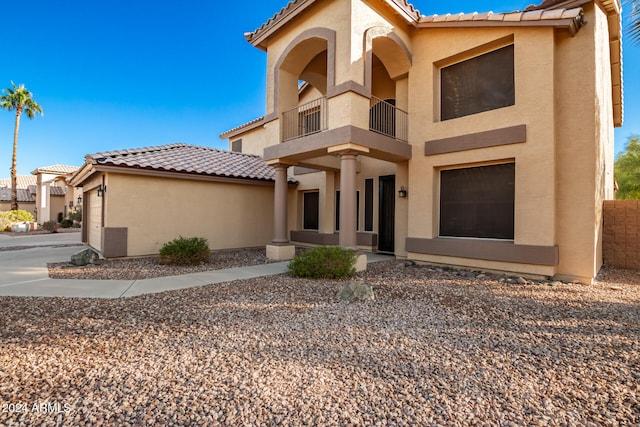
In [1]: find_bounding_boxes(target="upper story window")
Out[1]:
[231,139,242,153]
[440,44,514,121]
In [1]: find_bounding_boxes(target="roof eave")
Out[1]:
[246,0,421,49]
[416,16,584,36]
[219,117,266,140]
[246,0,320,49]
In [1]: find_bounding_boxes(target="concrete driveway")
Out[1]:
[0,231,292,298]
[0,230,82,249]
[0,232,83,294]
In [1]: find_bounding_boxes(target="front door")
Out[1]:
[378,175,395,253]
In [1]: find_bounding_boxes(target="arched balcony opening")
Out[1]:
[277,35,330,141]
[366,31,411,142]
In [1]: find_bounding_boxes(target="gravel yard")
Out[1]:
[2,260,639,425]
[47,248,283,280]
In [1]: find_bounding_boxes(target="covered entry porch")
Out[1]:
[265,127,411,261]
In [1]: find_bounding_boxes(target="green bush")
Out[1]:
[159,236,210,265]
[42,220,58,233]
[69,208,82,223]
[287,246,356,279]
[0,210,35,231]
[60,219,74,228]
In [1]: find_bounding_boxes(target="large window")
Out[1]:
[303,191,319,230]
[440,163,515,239]
[440,44,514,121]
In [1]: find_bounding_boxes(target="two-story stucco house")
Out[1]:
[221,0,623,284]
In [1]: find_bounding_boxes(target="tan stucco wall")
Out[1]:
[49,196,66,222]
[229,125,269,157]
[89,173,275,257]
[265,0,350,114]
[408,28,556,252]
[554,3,615,282]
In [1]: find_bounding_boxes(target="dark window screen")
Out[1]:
[303,192,319,230]
[231,139,242,153]
[441,45,514,121]
[364,178,374,232]
[440,163,515,239]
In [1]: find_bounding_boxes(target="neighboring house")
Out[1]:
[0,188,36,216]
[30,165,80,224]
[1,166,80,223]
[220,0,623,283]
[69,143,297,257]
[0,175,37,216]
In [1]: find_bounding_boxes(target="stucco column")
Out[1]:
[272,164,289,244]
[339,153,358,249]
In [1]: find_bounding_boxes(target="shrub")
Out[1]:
[159,236,210,266]
[287,246,356,279]
[57,212,63,223]
[70,208,82,223]
[0,210,35,231]
[60,219,74,228]
[42,220,58,233]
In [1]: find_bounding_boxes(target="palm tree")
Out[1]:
[629,0,640,43]
[0,82,43,210]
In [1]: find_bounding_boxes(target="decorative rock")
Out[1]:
[516,277,528,285]
[338,281,375,303]
[477,274,487,279]
[71,247,101,266]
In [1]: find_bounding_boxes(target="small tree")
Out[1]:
[614,135,640,199]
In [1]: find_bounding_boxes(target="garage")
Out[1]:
[87,189,102,252]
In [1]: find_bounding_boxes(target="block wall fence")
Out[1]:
[603,200,640,270]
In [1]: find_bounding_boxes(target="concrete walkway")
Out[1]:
[0,233,392,298]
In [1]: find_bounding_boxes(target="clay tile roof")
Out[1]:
[87,143,297,183]
[31,164,79,175]
[418,6,584,31]
[49,186,66,197]
[219,116,265,140]
[246,0,421,47]
[0,175,37,190]
[0,188,33,203]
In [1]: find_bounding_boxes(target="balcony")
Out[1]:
[369,96,408,142]
[282,97,328,142]
[281,95,408,144]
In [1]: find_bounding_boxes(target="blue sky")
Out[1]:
[1,0,638,176]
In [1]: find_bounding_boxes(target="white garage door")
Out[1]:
[88,190,102,252]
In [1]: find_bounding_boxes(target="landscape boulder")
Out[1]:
[339,281,375,303]
[71,247,100,266]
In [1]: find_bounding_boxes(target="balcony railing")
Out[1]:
[281,95,408,143]
[282,97,327,142]
[369,96,408,142]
